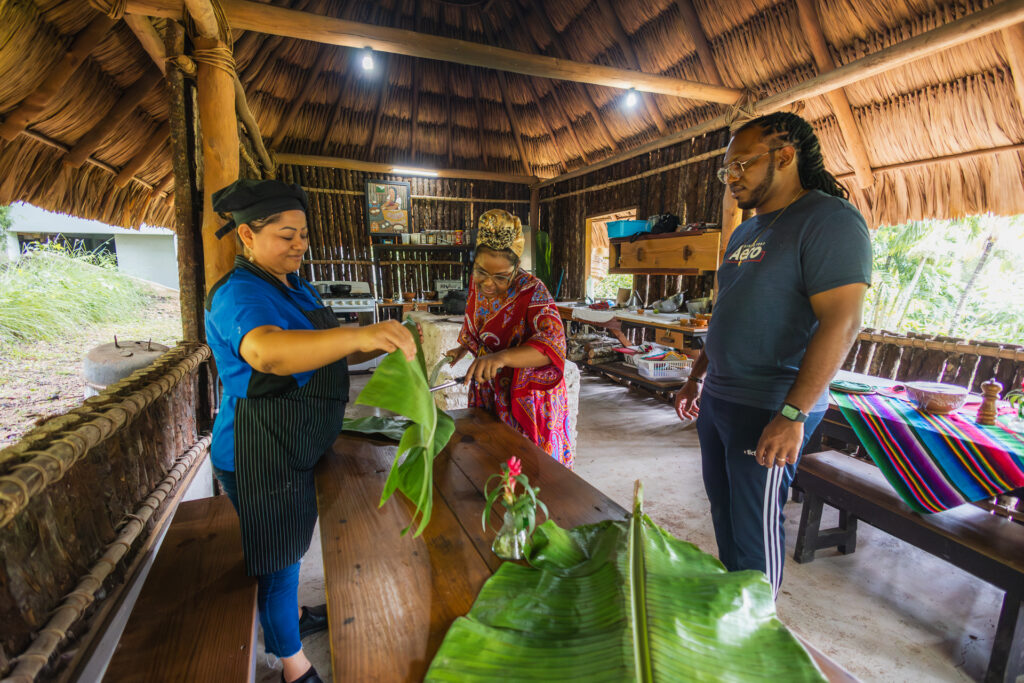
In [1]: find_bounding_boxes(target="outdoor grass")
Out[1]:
[0,244,157,355]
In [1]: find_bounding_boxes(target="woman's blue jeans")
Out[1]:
[213,466,303,658]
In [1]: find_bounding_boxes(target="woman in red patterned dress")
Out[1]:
[444,209,574,468]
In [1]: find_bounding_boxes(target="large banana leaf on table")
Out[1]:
[426,485,826,682]
[342,320,456,536]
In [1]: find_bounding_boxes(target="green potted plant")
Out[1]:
[482,457,548,560]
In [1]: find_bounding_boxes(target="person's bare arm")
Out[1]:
[674,350,708,421]
[754,282,867,467]
[240,320,415,376]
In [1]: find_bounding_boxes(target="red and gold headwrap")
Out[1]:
[477,209,525,257]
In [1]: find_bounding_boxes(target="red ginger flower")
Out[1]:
[507,457,522,478]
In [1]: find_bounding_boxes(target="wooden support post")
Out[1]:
[233,76,275,176]
[114,123,171,187]
[794,0,874,188]
[124,15,167,74]
[714,188,742,303]
[166,21,205,341]
[195,34,240,291]
[0,15,114,141]
[1003,23,1024,117]
[65,69,164,169]
[593,0,668,134]
[184,0,222,39]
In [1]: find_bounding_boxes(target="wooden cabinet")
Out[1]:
[610,231,720,274]
[653,329,686,349]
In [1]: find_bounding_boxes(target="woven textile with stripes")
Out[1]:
[831,391,1024,513]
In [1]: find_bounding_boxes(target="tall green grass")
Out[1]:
[0,243,156,353]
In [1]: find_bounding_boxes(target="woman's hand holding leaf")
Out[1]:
[358,320,417,360]
[444,345,470,366]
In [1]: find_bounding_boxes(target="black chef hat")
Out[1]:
[211,179,309,239]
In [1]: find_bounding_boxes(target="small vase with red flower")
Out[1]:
[482,456,548,560]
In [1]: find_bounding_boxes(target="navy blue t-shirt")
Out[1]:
[703,189,872,412]
[205,266,325,471]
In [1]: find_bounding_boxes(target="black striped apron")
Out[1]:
[232,259,348,576]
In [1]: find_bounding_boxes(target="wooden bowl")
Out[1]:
[422,290,438,300]
[402,292,416,302]
[905,382,968,415]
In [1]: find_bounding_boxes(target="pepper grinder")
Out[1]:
[977,377,1002,426]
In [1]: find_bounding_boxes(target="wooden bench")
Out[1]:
[793,450,1024,683]
[105,495,258,681]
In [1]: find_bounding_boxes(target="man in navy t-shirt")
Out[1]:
[675,112,872,598]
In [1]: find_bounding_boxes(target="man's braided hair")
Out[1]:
[736,112,849,200]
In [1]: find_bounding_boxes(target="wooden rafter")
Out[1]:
[493,71,534,176]
[593,0,668,134]
[525,0,619,153]
[184,0,221,39]
[795,0,874,188]
[124,15,167,75]
[469,69,489,166]
[270,45,334,149]
[125,0,740,103]
[1002,24,1024,118]
[275,151,536,183]
[65,68,163,169]
[675,0,723,86]
[0,15,115,141]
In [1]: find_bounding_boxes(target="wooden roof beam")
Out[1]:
[275,152,537,184]
[184,0,221,39]
[1002,24,1024,119]
[524,0,619,153]
[538,0,1024,188]
[124,0,740,103]
[675,0,723,86]
[124,15,167,75]
[64,68,163,168]
[0,14,115,141]
[593,0,668,134]
[270,45,334,150]
[795,0,874,188]
[493,71,534,176]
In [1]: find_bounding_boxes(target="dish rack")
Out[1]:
[628,355,693,380]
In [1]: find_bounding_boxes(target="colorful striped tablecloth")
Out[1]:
[831,391,1024,513]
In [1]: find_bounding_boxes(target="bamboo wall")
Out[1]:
[277,166,530,299]
[538,129,730,303]
[0,343,211,677]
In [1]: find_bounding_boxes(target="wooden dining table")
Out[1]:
[315,408,854,682]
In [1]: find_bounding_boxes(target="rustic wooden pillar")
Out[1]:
[529,187,540,270]
[194,35,240,292]
[714,190,743,302]
[166,22,205,342]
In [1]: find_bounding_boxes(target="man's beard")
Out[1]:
[736,160,774,210]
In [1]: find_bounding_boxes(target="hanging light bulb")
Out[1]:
[624,88,638,109]
[361,48,375,71]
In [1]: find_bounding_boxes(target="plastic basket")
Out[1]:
[636,357,692,380]
[607,220,650,239]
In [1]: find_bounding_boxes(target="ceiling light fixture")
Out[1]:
[361,48,375,71]
[391,167,439,177]
[624,88,639,109]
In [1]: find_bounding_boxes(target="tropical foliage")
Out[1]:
[482,456,548,538]
[426,486,825,682]
[344,321,456,536]
[864,214,1024,344]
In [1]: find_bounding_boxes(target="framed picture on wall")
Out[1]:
[365,179,411,234]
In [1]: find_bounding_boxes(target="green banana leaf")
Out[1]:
[535,229,555,293]
[351,320,456,536]
[342,415,412,442]
[426,486,826,682]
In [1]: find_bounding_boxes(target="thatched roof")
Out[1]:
[1,0,1023,229]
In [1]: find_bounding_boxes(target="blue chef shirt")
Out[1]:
[703,189,872,413]
[205,265,325,471]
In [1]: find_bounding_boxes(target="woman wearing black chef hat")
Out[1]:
[205,179,415,683]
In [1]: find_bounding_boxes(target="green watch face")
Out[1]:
[781,404,807,422]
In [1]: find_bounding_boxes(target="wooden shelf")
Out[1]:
[610,230,720,274]
[371,243,473,252]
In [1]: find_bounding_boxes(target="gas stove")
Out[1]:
[311,280,377,314]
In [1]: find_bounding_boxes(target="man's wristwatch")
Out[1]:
[779,403,809,423]
[687,376,703,385]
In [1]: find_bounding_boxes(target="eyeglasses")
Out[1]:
[716,148,782,184]
[473,266,516,286]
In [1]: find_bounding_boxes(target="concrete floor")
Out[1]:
[258,373,1008,682]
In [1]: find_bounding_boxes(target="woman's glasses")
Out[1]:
[473,266,516,286]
